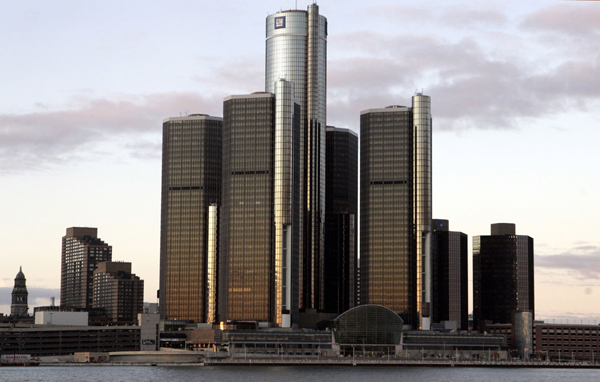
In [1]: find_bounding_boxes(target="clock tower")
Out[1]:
[11,267,29,317]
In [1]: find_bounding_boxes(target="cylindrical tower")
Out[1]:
[274,79,295,327]
[412,94,432,329]
[266,4,327,310]
[206,204,218,324]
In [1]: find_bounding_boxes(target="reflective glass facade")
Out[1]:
[473,224,534,329]
[159,115,222,322]
[431,219,468,330]
[324,126,358,314]
[220,91,300,326]
[266,5,327,311]
[360,95,432,329]
[61,227,112,310]
[412,95,432,328]
[206,204,218,323]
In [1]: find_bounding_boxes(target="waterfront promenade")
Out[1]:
[205,357,600,368]
[36,356,600,368]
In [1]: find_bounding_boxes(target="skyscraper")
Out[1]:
[61,227,112,310]
[431,219,468,330]
[219,83,300,327]
[159,115,222,322]
[359,94,432,329]
[93,261,144,325]
[324,126,358,314]
[266,4,327,311]
[10,267,28,317]
[473,223,534,330]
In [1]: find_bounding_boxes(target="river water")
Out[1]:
[0,365,598,382]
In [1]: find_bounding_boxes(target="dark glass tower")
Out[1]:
[61,227,112,310]
[266,4,327,311]
[473,223,534,330]
[159,115,222,322]
[219,83,300,326]
[359,94,432,329]
[324,126,358,314]
[431,219,468,330]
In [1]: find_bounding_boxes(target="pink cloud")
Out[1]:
[0,92,222,172]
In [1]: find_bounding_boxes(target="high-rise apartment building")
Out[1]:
[10,267,28,317]
[61,227,112,310]
[93,261,144,325]
[324,126,358,314]
[473,223,534,330]
[159,115,222,322]
[266,4,327,311]
[219,83,300,327]
[359,95,432,329]
[431,219,468,330]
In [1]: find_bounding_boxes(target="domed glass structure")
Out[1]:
[331,304,403,345]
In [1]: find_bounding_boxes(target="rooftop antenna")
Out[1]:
[296,0,298,9]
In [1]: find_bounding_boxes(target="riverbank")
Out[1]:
[36,357,600,368]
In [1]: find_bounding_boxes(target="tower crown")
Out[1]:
[15,266,25,280]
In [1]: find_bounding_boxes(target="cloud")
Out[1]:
[521,3,600,37]
[193,55,263,95]
[439,7,508,29]
[4,3,600,171]
[326,12,600,131]
[125,139,163,160]
[536,246,600,280]
[0,92,222,173]
[0,287,60,306]
[526,56,600,100]
[365,4,507,30]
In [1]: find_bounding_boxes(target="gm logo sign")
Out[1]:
[274,16,286,29]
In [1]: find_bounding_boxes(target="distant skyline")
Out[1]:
[1,0,600,322]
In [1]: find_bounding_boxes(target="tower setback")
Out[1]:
[93,261,144,325]
[61,227,111,310]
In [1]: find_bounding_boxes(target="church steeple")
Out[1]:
[11,266,29,317]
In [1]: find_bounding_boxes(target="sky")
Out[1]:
[1,0,600,323]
